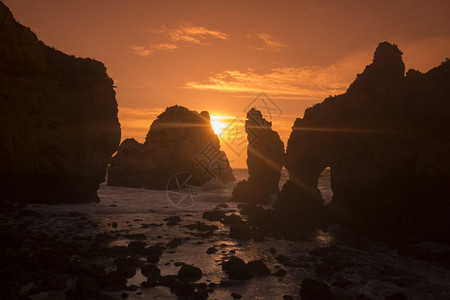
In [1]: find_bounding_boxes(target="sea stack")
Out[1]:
[232,108,285,203]
[108,105,234,189]
[275,42,450,238]
[0,2,121,204]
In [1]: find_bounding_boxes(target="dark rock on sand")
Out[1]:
[203,210,226,221]
[177,264,203,282]
[206,247,218,254]
[116,261,136,278]
[141,264,161,281]
[231,292,242,299]
[221,256,254,280]
[247,259,271,276]
[0,2,120,204]
[275,41,450,238]
[108,106,234,189]
[193,288,209,300]
[170,280,196,298]
[300,277,332,300]
[221,214,242,225]
[232,108,285,203]
[167,238,183,249]
[127,241,146,254]
[184,222,218,232]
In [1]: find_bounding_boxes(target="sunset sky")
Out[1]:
[4,0,450,167]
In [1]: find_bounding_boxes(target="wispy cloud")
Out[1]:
[129,43,178,57]
[159,25,228,45]
[184,47,382,99]
[252,33,287,51]
[130,25,227,57]
[186,66,349,99]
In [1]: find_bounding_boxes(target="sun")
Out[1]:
[210,115,228,135]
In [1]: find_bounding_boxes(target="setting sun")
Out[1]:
[210,115,228,135]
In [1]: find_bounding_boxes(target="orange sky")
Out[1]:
[4,0,450,167]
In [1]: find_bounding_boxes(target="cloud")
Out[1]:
[185,66,350,99]
[184,46,384,99]
[130,25,227,57]
[160,25,228,45]
[129,43,178,57]
[252,33,287,51]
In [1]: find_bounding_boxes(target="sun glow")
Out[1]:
[210,115,228,135]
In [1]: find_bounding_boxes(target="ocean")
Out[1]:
[2,169,449,299]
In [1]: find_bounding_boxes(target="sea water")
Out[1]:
[2,169,449,299]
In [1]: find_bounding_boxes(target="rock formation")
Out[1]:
[274,42,450,237]
[232,108,284,203]
[0,2,121,203]
[108,105,234,189]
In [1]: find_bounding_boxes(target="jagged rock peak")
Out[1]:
[232,108,284,203]
[348,41,405,92]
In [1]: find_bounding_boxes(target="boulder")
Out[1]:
[232,108,285,203]
[177,265,203,282]
[108,106,234,189]
[0,2,120,203]
[274,42,450,237]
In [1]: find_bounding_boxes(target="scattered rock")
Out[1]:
[221,214,242,225]
[184,222,218,231]
[127,241,146,254]
[231,292,242,299]
[170,280,195,298]
[203,210,226,221]
[141,264,161,281]
[167,238,183,249]
[222,256,253,280]
[177,265,203,282]
[247,260,270,276]
[206,247,218,254]
[116,261,136,279]
[164,216,182,226]
[193,288,209,300]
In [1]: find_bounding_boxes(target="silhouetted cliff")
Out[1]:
[232,108,284,203]
[0,2,121,203]
[108,106,234,189]
[275,42,450,238]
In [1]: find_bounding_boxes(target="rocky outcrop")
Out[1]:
[0,2,121,203]
[274,42,450,237]
[232,108,284,203]
[108,105,234,189]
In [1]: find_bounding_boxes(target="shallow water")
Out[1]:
[1,169,449,299]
